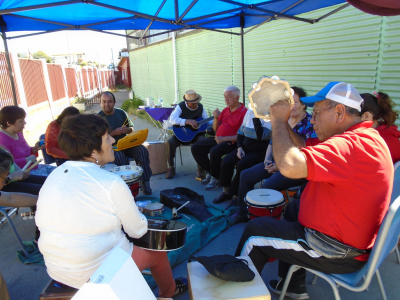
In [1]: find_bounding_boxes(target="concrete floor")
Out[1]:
[1,91,399,300]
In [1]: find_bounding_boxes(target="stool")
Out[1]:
[187,256,270,300]
[39,280,78,300]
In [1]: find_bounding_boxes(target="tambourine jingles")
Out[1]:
[247,75,294,120]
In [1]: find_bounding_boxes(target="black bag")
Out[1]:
[189,254,255,282]
[160,187,213,222]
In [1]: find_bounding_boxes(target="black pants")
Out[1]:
[166,134,204,167]
[55,158,68,166]
[191,137,237,178]
[113,145,152,181]
[2,175,47,195]
[235,199,366,284]
[219,149,265,196]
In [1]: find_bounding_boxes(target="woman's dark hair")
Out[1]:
[361,92,399,127]
[58,114,109,161]
[291,86,307,109]
[0,106,26,128]
[0,147,14,176]
[55,106,80,125]
[100,91,116,102]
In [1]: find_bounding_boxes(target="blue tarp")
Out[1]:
[0,0,345,34]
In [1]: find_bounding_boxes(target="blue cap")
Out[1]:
[300,82,341,107]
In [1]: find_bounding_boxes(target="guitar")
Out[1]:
[128,219,187,251]
[173,116,214,143]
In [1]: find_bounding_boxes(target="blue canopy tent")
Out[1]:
[0,0,349,105]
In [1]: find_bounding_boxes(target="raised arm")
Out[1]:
[270,100,307,179]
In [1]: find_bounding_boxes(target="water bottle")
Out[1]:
[158,95,163,107]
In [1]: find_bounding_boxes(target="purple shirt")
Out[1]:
[0,131,37,169]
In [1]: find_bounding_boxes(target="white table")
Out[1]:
[187,256,271,300]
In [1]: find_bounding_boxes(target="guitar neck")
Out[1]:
[197,116,214,126]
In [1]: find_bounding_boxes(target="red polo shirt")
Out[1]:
[216,104,247,137]
[299,121,393,259]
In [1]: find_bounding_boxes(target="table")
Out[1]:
[140,107,174,140]
[187,256,271,300]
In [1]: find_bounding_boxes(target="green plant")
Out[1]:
[115,84,127,90]
[73,96,88,104]
[121,97,144,114]
[126,87,132,92]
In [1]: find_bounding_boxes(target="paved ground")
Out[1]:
[1,91,399,300]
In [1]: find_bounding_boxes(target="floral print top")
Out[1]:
[293,112,317,139]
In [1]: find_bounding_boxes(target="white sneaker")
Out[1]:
[201,173,211,184]
[205,177,220,190]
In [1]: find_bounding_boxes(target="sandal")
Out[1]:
[173,276,188,296]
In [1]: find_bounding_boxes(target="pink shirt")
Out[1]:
[0,131,37,169]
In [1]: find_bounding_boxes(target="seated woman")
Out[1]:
[231,87,316,223]
[212,103,272,205]
[361,92,400,164]
[0,106,54,176]
[0,147,39,240]
[45,106,80,166]
[35,114,187,297]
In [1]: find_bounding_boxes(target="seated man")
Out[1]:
[98,92,152,195]
[235,82,393,299]
[191,86,247,190]
[165,89,208,179]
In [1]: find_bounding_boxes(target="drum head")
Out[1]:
[101,164,118,171]
[110,165,143,181]
[246,189,284,206]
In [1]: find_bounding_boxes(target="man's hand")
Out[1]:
[25,155,37,164]
[213,108,221,118]
[270,100,292,123]
[215,136,225,144]
[185,119,199,129]
[9,170,30,181]
[237,147,245,159]
[121,126,131,134]
[265,161,278,173]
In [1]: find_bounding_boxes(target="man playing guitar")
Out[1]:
[166,89,208,179]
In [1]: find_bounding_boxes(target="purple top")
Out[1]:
[0,131,37,169]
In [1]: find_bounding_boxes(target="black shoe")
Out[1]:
[230,211,249,223]
[225,197,238,210]
[213,192,233,204]
[268,279,309,299]
[141,181,152,195]
[173,276,188,296]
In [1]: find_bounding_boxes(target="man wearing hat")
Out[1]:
[234,82,393,299]
[165,89,208,179]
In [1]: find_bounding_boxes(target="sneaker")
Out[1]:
[201,173,211,184]
[205,178,220,191]
[196,167,206,180]
[173,276,188,296]
[268,279,309,299]
[141,181,152,195]
[165,166,175,179]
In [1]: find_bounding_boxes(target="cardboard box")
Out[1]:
[72,247,156,300]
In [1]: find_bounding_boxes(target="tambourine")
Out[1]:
[248,75,294,120]
[110,165,143,183]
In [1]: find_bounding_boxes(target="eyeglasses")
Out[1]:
[311,106,336,120]
[0,174,10,185]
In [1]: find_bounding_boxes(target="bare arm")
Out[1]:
[270,101,308,179]
[289,129,306,148]
[0,192,38,208]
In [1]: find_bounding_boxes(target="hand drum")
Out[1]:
[248,75,294,119]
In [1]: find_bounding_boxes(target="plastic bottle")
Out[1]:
[158,95,163,107]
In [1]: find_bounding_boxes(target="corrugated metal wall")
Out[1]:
[65,68,78,98]
[129,4,400,124]
[0,52,20,107]
[47,64,66,101]
[19,59,48,107]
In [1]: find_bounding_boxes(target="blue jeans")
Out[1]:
[238,162,308,214]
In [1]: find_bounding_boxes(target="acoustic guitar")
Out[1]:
[128,219,187,251]
[173,116,214,143]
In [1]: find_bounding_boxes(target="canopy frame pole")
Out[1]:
[7,13,73,26]
[0,0,81,15]
[192,26,241,35]
[178,0,199,23]
[140,0,168,40]
[0,27,18,106]
[174,0,179,22]
[240,13,245,105]
[315,3,350,22]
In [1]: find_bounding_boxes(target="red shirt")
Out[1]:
[216,104,247,137]
[45,120,67,159]
[299,121,393,258]
[376,125,400,164]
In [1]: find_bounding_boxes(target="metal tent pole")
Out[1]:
[1,25,18,106]
[240,13,245,105]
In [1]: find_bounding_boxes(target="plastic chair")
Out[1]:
[39,134,56,165]
[279,194,400,300]
[0,206,29,257]
[392,161,400,263]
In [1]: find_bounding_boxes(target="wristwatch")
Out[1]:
[5,175,11,185]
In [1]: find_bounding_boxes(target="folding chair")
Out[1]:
[392,161,400,263]
[39,134,56,165]
[0,206,29,257]
[279,195,400,300]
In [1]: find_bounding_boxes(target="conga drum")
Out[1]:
[245,189,285,220]
[143,141,168,175]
